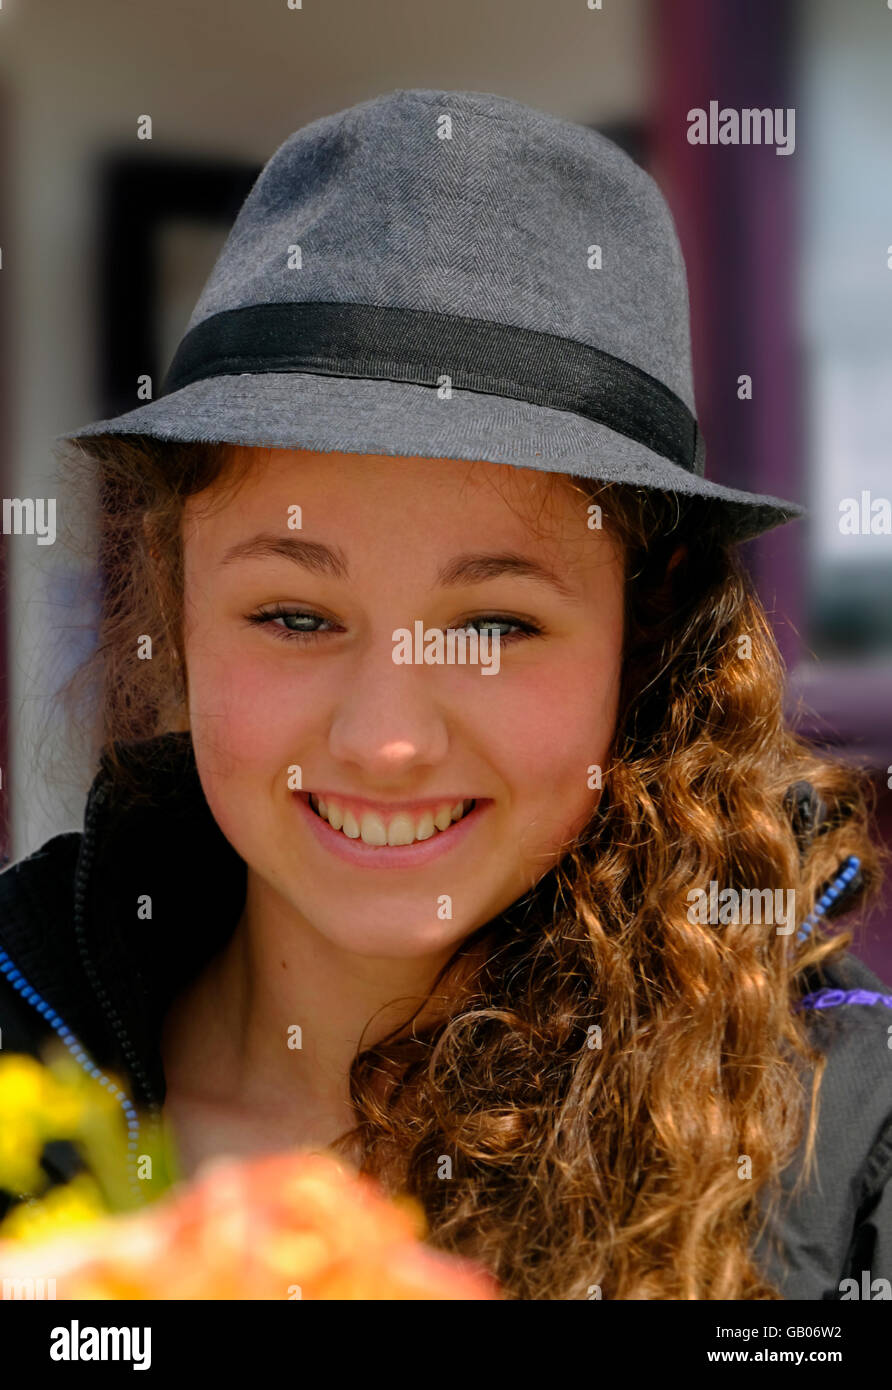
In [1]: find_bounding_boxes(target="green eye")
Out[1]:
[246,607,335,642]
[456,615,544,644]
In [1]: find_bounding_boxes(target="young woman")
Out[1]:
[1,88,890,1301]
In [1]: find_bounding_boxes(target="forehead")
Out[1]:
[185,446,601,550]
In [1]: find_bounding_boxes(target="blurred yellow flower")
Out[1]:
[0,1049,173,1220]
[0,1173,107,1243]
[0,1125,44,1195]
[0,1055,48,1111]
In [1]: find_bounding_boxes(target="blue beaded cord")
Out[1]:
[0,946,142,1195]
[795,855,861,945]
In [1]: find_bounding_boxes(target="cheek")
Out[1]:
[485,649,621,825]
[185,623,319,778]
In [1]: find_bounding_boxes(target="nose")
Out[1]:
[327,637,450,780]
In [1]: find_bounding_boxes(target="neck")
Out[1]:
[161,867,460,1136]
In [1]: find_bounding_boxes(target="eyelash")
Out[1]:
[245,606,544,647]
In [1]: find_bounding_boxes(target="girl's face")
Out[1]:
[181,447,625,960]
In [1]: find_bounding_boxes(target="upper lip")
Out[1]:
[301,790,481,817]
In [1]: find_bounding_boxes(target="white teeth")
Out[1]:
[359,812,387,846]
[386,813,416,846]
[309,794,474,846]
[412,812,436,842]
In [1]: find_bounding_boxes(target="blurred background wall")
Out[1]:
[1,0,890,972]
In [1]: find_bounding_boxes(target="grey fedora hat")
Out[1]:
[60,87,804,543]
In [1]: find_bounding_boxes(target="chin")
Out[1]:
[302,903,476,960]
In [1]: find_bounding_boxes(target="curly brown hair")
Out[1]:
[55,434,887,1300]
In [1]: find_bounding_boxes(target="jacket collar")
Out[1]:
[74,730,246,1110]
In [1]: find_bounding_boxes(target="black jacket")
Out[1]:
[1,730,891,1300]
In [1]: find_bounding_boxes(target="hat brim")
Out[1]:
[57,372,804,544]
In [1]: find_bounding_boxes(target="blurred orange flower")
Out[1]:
[0,1149,499,1300]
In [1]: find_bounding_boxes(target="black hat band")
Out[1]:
[162,301,701,475]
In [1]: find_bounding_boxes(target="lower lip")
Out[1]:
[293,792,489,868]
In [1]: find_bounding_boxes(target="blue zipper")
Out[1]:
[795,855,862,944]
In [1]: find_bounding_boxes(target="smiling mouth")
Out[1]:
[307,793,478,847]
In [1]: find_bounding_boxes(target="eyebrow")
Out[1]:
[219,535,350,578]
[219,534,579,599]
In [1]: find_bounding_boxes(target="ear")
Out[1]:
[783,780,828,860]
[666,542,688,575]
